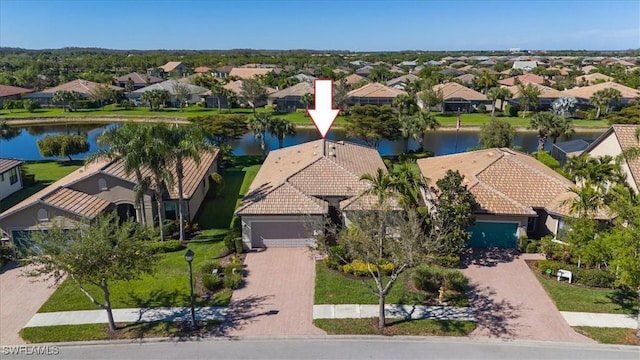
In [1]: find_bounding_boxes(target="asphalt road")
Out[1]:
[2,337,638,360]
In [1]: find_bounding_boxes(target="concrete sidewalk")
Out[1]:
[313,305,475,321]
[25,307,226,327]
[561,311,638,329]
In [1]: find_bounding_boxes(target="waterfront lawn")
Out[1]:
[21,320,221,343]
[0,160,82,213]
[313,318,475,336]
[435,113,609,128]
[574,327,639,345]
[535,273,637,315]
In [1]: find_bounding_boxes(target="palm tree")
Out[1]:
[87,122,149,225]
[247,113,273,158]
[517,83,542,118]
[166,124,211,242]
[398,111,439,153]
[360,168,396,204]
[600,88,622,115]
[419,88,444,112]
[389,160,427,207]
[477,71,497,94]
[589,91,607,119]
[563,182,606,218]
[300,93,314,112]
[392,93,418,117]
[209,81,225,113]
[268,118,296,149]
[496,87,513,112]
[52,90,72,112]
[529,111,575,151]
[486,87,500,118]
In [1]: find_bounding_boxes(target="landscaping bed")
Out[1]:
[313,318,475,336]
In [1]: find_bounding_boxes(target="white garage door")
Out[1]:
[251,221,316,248]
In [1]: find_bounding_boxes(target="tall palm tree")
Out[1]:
[360,168,396,204]
[517,83,542,118]
[268,118,296,149]
[392,93,418,117]
[477,71,497,94]
[600,88,622,115]
[486,87,500,118]
[529,111,575,151]
[563,182,606,218]
[398,111,439,153]
[496,87,513,112]
[389,160,427,207]
[87,122,149,225]
[589,91,607,119]
[166,124,211,242]
[247,113,273,158]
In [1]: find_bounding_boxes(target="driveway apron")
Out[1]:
[461,249,593,343]
[225,248,325,336]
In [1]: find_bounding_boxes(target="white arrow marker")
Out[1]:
[308,79,340,138]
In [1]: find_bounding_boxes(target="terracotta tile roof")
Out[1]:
[612,125,640,188]
[269,82,314,98]
[43,187,110,219]
[0,84,33,97]
[43,79,124,94]
[386,74,420,87]
[115,72,162,85]
[433,82,487,101]
[575,73,613,85]
[505,82,563,99]
[563,81,640,99]
[223,80,277,96]
[0,158,23,175]
[475,68,498,75]
[343,73,367,86]
[160,61,184,72]
[236,140,387,216]
[417,148,581,217]
[235,182,328,215]
[456,74,477,84]
[347,82,406,98]
[194,66,212,73]
[228,67,273,79]
[498,74,553,86]
[580,65,598,73]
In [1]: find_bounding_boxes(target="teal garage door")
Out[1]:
[468,222,518,248]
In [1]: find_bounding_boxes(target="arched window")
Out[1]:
[37,209,48,222]
[98,178,108,191]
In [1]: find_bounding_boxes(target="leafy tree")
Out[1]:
[345,105,400,148]
[333,80,349,110]
[300,92,314,111]
[318,205,428,329]
[247,113,274,158]
[166,124,212,241]
[419,88,444,111]
[517,83,542,118]
[368,66,391,82]
[125,78,135,93]
[607,104,640,125]
[240,79,268,115]
[22,212,159,332]
[268,117,296,149]
[37,133,89,161]
[398,111,439,153]
[52,90,81,112]
[0,121,21,141]
[207,81,226,113]
[172,81,192,111]
[551,97,577,117]
[425,170,479,257]
[89,122,150,225]
[88,83,115,109]
[529,111,575,151]
[479,117,515,148]
[23,99,40,112]
[190,114,248,147]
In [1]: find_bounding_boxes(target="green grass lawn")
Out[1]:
[0,160,82,213]
[573,326,639,345]
[313,318,475,336]
[535,273,638,315]
[20,320,221,343]
[434,113,609,129]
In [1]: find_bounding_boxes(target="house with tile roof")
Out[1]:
[0,85,33,107]
[235,140,398,249]
[385,74,420,90]
[417,148,605,248]
[0,158,24,201]
[575,73,613,86]
[128,80,209,106]
[498,73,554,87]
[24,80,124,106]
[343,73,368,87]
[504,82,564,111]
[269,81,314,112]
[428,82,489,113]
[228,67,273,79]
[114,72,163,90]
[582,125,640,193]
[562,82,640,107]
[0,150,219,249]
[346,83,406,107]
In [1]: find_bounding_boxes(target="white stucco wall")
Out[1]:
[0,166,22,200]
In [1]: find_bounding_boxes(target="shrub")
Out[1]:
[0,245,13,267]
[223,273,243,289]
[324,245,347,270]
[75,100,100,109]
[295,108,307,114]
[535,151,561,170]
[23,99,40,112]
[119,99,135,110]
[518,237,529,253]
[340,259,394,277]
[411,265,445,293]
[225,263,243,276]
[504,103,518,117]
[200,260,222,275]
[540,236,567,261]
[202,274,223,291]
[234,237,244,254]
[162,220,179,238]
[537,259,562,274]
[433,254,460,268]
[443,270,468,292]
[525,241,539,253]
[223,233,236,255]
[264,104,277,112]
[476,104,487,113]
[578,268,616,288]
[151,240,185,253]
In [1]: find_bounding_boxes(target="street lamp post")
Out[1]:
[184,249,197,330]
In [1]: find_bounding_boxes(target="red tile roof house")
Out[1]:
[417,148,607,248]
[235,140,398,250]
[503,82,564,111]
[0,158,24,201]
[0,150,219,250]
[0,85,33,107]
[114,72,163,90]
[346,82,406,107]
[268,81,315,112]
[427,82,490,113]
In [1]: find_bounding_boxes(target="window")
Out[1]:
[165,202,177,220]
[556,218,569,240]
[98,178,108,191]
[37,209,48,222]
[9,168,18,185]
[527,217,538,232]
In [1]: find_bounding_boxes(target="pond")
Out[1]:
[0,123,605,160]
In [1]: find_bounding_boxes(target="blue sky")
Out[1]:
[1,0,639,51]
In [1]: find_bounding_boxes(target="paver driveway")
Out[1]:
[223,248,325,336]
[0,262,58,345]
[461,248,593,343]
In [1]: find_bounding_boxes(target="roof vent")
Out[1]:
[338,141,345,145]
[329,150,336,157]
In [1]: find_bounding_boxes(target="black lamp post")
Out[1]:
[184,248,197,330]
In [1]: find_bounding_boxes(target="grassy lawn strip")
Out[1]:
[573,326,640,345]
[314,318,475,336]
[0,160,82,213]
[20,321,221,343]
[534,272,637,315]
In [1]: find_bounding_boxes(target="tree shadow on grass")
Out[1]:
[465,283,521,339]
[460,248,518,269]
[603,288,639,315]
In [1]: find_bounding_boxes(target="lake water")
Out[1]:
[0,123,605,160]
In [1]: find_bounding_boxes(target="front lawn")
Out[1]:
[534,272,637,315]
[574,326,640,345]
[313,318,475,336]
[434,113,609,129]
[0,160,82,213]
[20,320,221,343]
